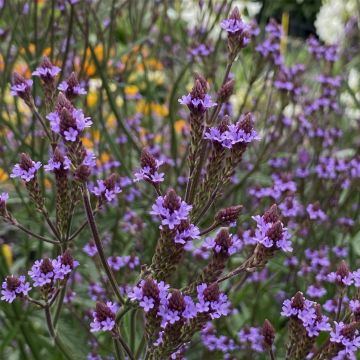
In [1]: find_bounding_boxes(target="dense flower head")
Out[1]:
[238,326,265,352]
[107,255,140,271]
[178,78,216,115]
[32,56,61,81]
[128,278,169,312]
[91,173,122,202]
[28,254,78,288]
[252,205,292,252]
[10,72,33,101]
[47,93,92,141]
[58,72,87,99]
[327,261,353,287]
[205,113,260,149]
[215,205,242,226]
[281,292,331,337]
[134,149,165,184]
[306,202,327,221]
[10,153,42,182]
[174,220,200,245]
[1,275,31,303]
[196,283,231,319]
[203,229,242,257]
[307,35,339,62]
[202,322,236,353]
[44,148,71,172]
[150,189,192,230]
[90,301,117,333]
[158,290,197,328]
[329,321,360,358]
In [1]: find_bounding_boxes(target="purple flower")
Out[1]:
[179,93,216,113]
[306,202,327,221]
[52,250,79,281]
[174,222,200,245]
[90,301,117,333]
[32,57,61,81]
[91,174,122,203]
[134,149,165,184]
[150,190,191,230]
[128,278,169,313]
[352,269,360,287]
[196,283,231,319]
[28,258,56,287]
[83,242,98,257]
[58,72,87,99]
[330,321,360,357]
[327,261,353,287]
[10,73,33,99]
[238,327,264,352]
[44,149,71,172]
[1,275,31,303]
[10,153,42,182]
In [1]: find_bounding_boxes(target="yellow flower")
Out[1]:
[2,244,12,267]
[124,85,139,97]
[87,91,98,107]
[81,137,94,150]
[0,168,8,182]
[174,119,188,134]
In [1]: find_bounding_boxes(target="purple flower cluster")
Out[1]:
[330,322,360,359]
[134,149,165,184]
[307,35,339,62]
[58,72,87,99]
[28,251,78,287]
[306,202,327,221]
[90,301,118,333]
[281,292,331,337]
[44,150,71,172]
[83,241,98,257]
[201,322,236,353]
[107,255,140,270]
[252,205,292,252]
[203,229,242,256]
[204,112,260,149]
[150,190,192,230]
[32,57,61,81]
[238,326,265,352]
[10,75,33,98]
[1,275,31,303]
[11,153,42,182]
[91,174,122,203]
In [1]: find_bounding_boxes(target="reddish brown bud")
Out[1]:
[190,79,206,100]
[218,116,230,133]
[262,319,275,349]
[238,112,254,134]
[203,283,220,302]
[229,7,241,21]
[168,290,186,312]
[61,250,74,268]
[194,73,208,92]
[6,276,20,291]
[19,153,34,171]
[140,149,157,172]
[142,278,160,302]
[56,93,73,113]
[103,173,119,191]
[266,221,283,242]
[163,189,181,212]
[215,205,242,225]
[291,292,305,310]
[336,260,350,279]
[263,204,280,224]
[95,302,115,321]
[40,258,54,274]
[59,107,76,133]
[214,228,232,256]
[340,322,358,339]
[74,164,91,182]
[217,79,235,103]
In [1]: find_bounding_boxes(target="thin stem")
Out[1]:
[115,333,135,360]
[41,209,61,241]
[53,284,67,327]
[336,291,344,321]
[44,306,74,360]
[199,222,220,236]
[269,349,276,360]
[113,338,124,360]
[13,222,59,245]
[31,106,53,142]
[81,186,125,305]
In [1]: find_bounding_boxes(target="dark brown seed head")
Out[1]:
[95,302,115,321]
[61,250,74,268]
[337,260,350,279]
[263,204,280,224]
[215,205,242,225]
[40,56,53,69]
[238,112,254,134]
[217,79,235,103]
[59,107,76,133]
[229,7,241,21]
[103,173,119,191]
[163,189,181,212]
[53,148,65,164]
[19,153,33,171]
[266,221,283,241]
[67,72,79,88]
[40,258,54,274]
[140,149,157,172]
[214,228,232,255]
[74,164,91,182]
[262,319,275,349]
[6,276,20,291]
[203,283,220,302]
[12,72,26,85]
[218,116,230,133]
[168,290,186,312]
[291,291,305,310]
[312,201,320,211]
[190,79,206,100]
[142,278,160,302]
[56,93,73,113]
[194,73,208,92]
[340,322,358,339]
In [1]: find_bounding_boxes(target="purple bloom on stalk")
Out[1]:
[196,283,231,319]
[58,72,87,99]
[306,202,327,221]
[226,113,260,145]
[128,278,169,313]
[174,222,200,245]
[330,321,360,358]
[203,229,242,256]
[150,190,192,230]
[83,242,98,257]
[10,153,42,182]
[44,151,71,172]
[134,149,165,184]
[327,261,353,287]
[10,73,33,98]
[90,301,117,333]
[220,8,247,34]
[179,93,216,113]
[28,258,56,287]
[352,269,360,287]
[1,275,31,303]
[52,250,79,281]
[32,57,61,80]
[91,174,122,203]
[252,206,292,252]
